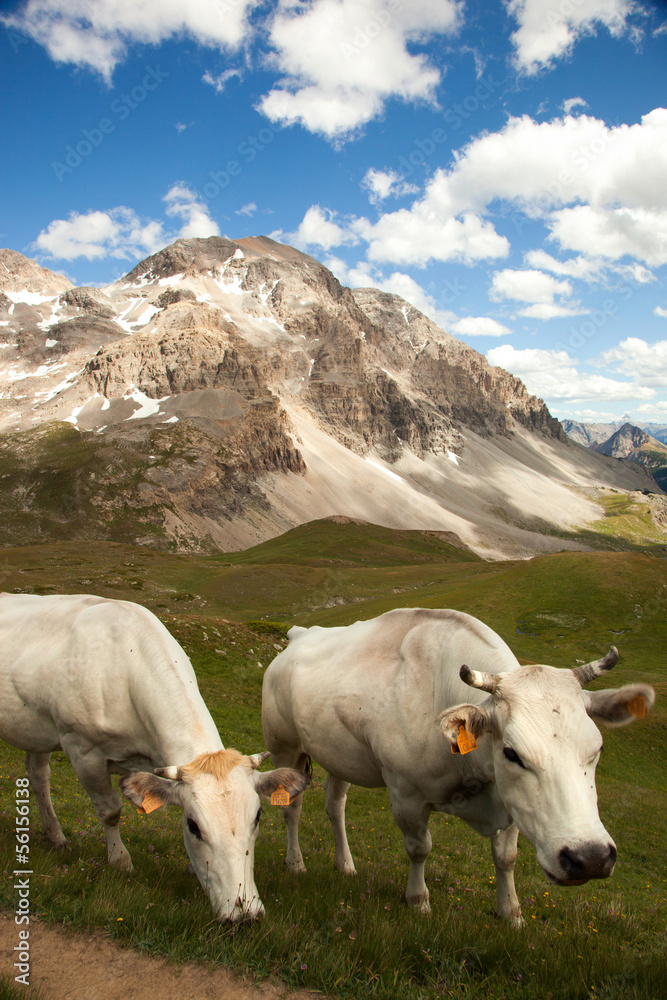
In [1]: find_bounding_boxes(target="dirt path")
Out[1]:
[1,915,318,1000]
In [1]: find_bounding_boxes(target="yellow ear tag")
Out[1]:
[137,790,164,815]
[270,784,291,807]
[451,725,477,755]
[628,694,646,718]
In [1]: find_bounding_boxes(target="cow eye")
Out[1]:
[254,807,262,828]
[503,747,525,768]
[187,817,203,840]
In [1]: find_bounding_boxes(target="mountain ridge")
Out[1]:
[0,237,660,559]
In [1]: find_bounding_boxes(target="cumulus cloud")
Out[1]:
[489,267,587,319]
[258,0,461,140]
[33,185,219,261]
[2,0,260,82]
[491,268,572,304]
[358,108,667,270]
[449,316,512,337]
[362,168,419,205]
[235,202,257,217]
[163,184,220,238]
[599,338,667,387]
[487,344,654,403]
[288,205,359,251]
[507,0,635,76]
[33,207,165,261]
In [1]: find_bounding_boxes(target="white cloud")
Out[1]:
[548,205,667,266]
[289,205,359,251]
[163,184,220,239]
[2,0,261,82]
[655,306,667,319]
[33,185,220,261]
[258,0,461,140]
[562,97,588,114]
[519,303,588,320]
[489,268,587,319]
[362,168,419,205]
[360,108,667,270]
[490,268,572,304]
[487,344,654,403]
[235,202,257,217]
[524,250,603,282]
[202,68,242,93]
[507,0,635,76]
[599,338,667,387]
[360,207,509,266]
[449,316,512,337]
[33,207,164,261]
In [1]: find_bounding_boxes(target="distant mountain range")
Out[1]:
[562,419,667,491]
[0,237,659,559]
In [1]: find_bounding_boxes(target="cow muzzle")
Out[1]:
[545,842,617,886]
[219,896,266,924]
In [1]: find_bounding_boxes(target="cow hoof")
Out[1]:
[405,894,431,914]
[45,836,69,851]
[285,859,307,874]
[336,863,357,876]
[110,852,133,872]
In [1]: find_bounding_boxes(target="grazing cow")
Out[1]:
[0,593,307,922]
[262,608,655,926]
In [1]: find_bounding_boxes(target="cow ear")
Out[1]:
[254,768,309,803]
[120,772,183,813]
[583,684,656,727]
[439,703,491,748]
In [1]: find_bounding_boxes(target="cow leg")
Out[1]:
[271,749,309,873]
[62,740,133,871]
[491,824,523,928]
[25,751,68,849]
[390,794,432,913]
[324,773,356,875]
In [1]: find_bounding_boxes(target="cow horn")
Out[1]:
[573,646,619,687]
[460,664,498,694]
[154,765,182,780]
[248,751,272,769]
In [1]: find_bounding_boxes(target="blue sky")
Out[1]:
[1,0,667,425]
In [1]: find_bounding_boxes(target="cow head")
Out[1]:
[439,648,655,887]
[120,749,308,922]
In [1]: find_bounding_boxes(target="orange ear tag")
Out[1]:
[136,790,164,815]
[270,784,291,807]
[628,694,646,718]
[451,725,477,755]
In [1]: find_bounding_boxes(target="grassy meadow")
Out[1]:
[0,518,666,999]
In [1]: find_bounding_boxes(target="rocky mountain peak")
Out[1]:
[0,248,72,295]
[0,234,658,559]
[595,422,650,458]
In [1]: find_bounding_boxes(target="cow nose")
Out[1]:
[559,842,617,880]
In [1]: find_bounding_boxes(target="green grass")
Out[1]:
[1,521,666,998]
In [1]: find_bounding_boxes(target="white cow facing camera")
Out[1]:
[262,607,654,926]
